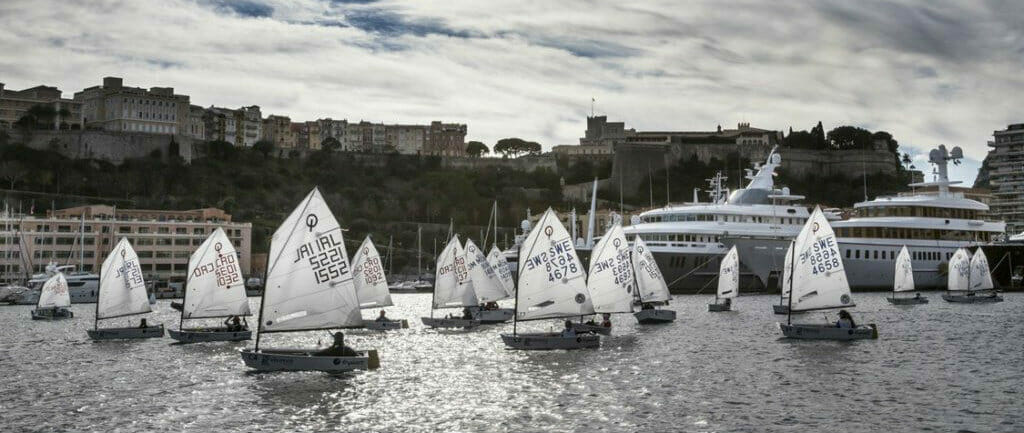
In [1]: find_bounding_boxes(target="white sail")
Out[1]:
[464,239,508,303]
[516,208,593,321]
[586,224,635,313]
[37,273,70,309]
[351,236,393,309]
[260,188,362,332]
[969,249,994,291]
[717,246,739,299]
[893,246,914,293]
[947,248,971,292]
[789,207,854,312]
[487,245,515,297]
[97,238,150,319]
[781,241,793,297]
[183,228,251,319]
[433,235,476,309]
[632,235,671,303]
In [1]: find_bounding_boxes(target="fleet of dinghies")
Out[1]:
[26,186,1015,372]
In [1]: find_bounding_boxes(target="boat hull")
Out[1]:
[471,308,514,324]
[634,308,676,324]
[571,322,611,335]
[941,293,1003,303]
[88,324,165,340]
[31,308,73,320]
[421,317,480,328]
[240,348,379,372]
[364,319,409,330]
[168,328,251,343]
[500,333,600,350]
[779,323,878,340]
[707,303,731,312]
[886,296,929,305]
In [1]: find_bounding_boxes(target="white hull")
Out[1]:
[471,308,514,324]
[168,328,251,343]
[779,323,878,340]
[421,317,480,328]
[88,324,165,340]
[571,322,611,335]
[363,319,409,330]
[941,293,1003,303]
[31,307,73,320]
[500,333,600,350]
[240,348,379,372]
[634,308,676,324]
[14,285,99,305]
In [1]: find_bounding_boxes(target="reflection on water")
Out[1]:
[1,293,1021,432]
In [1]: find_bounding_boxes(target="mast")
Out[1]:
[417,225,422,277]
[786,242,796,325]
[80,213,85,270]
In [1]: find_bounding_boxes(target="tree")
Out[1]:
[321,136,341,152]
[465,141,488,157]
[0,160,28,189]
[253,139,275,158]
[206,140,236,160]
[826,126,873,150]
[494,138,542,158]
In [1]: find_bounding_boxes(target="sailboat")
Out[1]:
[488,244,515,297]
[421,235,481,328]
[779,207,878,340]
[352,236,408,330]
[502,208,599,350]
[942,248,1003,303]
[169,228,252,343]
[240,188,379,372]
[31,273,73,320]
[464,238,514,323]
[709,246,738,312]
[580,223,634,335]
[87,238,164,340]
[772,241,795,315]
[632,235,676,324]
[887,246,928,305]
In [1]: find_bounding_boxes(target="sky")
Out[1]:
[2,0,1022,184]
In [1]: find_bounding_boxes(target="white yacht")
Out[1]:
[729,145,1006,290]
[623,149,823,291]
[15,262,100,304]
[832,145,1004,289]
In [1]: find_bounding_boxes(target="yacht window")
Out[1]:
[846,249,851,259]
[873,250,878,259]
[855,250,860,259]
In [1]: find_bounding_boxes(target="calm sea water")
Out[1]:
[1,293,1021,432]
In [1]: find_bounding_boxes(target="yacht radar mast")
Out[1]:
[910,144,962,196]
[705,172,729,203]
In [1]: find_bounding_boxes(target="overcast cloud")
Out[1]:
[2,0,1022,182]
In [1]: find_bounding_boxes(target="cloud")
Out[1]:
[1,0,1022,186]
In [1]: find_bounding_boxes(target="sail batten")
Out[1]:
[97,238,150,320]
[788,207,853,312]
[259,188,362,332]
[717,246,739,299]
[352,236,393,309]
[515,208,593,321]
[893,246,914,293]
[632,236,670,303]
[37,273,70,309]
[587,224,635,314]
[183,228,251,319]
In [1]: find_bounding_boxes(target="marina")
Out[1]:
[1,294,1020,431]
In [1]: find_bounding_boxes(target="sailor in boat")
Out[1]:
[561,320,576,338]
[462,307,473,320]
[723,298,732,309]
[600,313,611,328]
[640,302,654,310]
[376,310,389,322]
[223,316,247,332]
[138,318,149,328]
[316,332,359,357]
[836,310,855,328]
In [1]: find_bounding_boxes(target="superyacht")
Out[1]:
[15,262,100,304]
[623,148,823,291]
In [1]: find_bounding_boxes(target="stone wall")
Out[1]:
[10,130,192,163]
[609,142,898,192]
